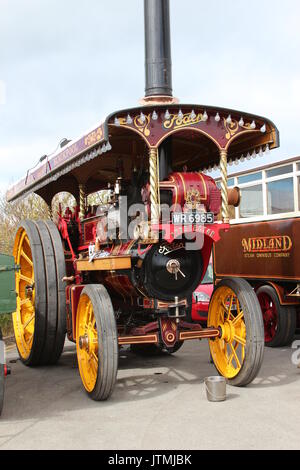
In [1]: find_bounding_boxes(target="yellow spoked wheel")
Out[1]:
[13,230,35,360]
[208,285,246,379]
[76,285,118,401]
[13,220,66,366]
[76,294,99,393]
[208,278,264,386]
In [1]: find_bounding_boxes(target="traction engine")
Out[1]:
[6,0,279,401]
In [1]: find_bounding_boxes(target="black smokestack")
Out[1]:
[144,0,173,97]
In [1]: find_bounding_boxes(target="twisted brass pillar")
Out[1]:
[149,147,160,236]
[219,149,229,223]
[79,183,86,219]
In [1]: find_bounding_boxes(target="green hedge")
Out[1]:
[0,314,13,337]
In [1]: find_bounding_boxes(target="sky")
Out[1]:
[0,0,300,193]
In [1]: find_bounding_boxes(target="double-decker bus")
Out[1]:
[214,156,300,347]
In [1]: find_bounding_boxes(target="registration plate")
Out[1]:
[172,212,214,225]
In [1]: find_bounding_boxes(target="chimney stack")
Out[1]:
[144,0,173,99]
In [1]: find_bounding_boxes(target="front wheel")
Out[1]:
[76,285,118,401]
[208,278,264,387]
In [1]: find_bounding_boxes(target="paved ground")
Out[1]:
[0,338,300,450]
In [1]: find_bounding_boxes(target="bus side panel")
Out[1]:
[213,217,300,281]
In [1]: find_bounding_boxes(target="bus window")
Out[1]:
[239,185,263,218]
[237,172,262,184]
[266,164,293,178]
[267,178,294,214]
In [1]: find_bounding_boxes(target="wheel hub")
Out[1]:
[25,285,34,301]
[79,334,89,351]
[264,307,274,323]
[220,320,235,343]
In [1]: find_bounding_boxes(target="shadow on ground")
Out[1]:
[1,338,299,422]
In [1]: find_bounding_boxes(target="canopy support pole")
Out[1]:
[219,149,229,223]
[79,184,86,219]
[149,147,160,239]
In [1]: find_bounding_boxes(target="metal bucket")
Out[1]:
[204,376,226,402]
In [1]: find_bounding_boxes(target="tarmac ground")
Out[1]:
[0,338,300,450]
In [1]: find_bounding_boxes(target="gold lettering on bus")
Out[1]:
[242,236,292,253]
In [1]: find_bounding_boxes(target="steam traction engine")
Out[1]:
[7,0,279,401]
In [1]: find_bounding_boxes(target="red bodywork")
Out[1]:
[56,170,226,343]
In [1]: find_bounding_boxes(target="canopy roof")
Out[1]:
[7,104,279,204]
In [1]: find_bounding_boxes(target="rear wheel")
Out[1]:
[13,220,66,366]
[76,285,118,401]
[208,278,264,386]
[256,285,296,347]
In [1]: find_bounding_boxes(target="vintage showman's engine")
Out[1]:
[6,0,279,401]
